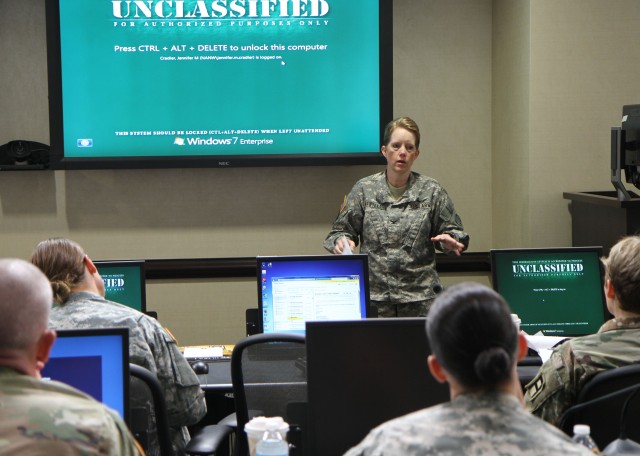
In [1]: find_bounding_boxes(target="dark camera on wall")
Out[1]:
[0,140,50,169]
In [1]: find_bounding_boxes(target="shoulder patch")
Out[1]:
[163,326,178,344]
[528,376,545,400]
[339,194,347,213]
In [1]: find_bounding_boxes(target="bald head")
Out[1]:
[0,258,53,350]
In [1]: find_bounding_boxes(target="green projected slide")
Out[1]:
[53,0,384,162]
[492,249,607,336]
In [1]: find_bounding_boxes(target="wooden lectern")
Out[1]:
[563,191,640,254]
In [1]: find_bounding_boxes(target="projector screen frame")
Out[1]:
[45,0,394,170]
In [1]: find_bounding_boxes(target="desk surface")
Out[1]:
[194,360,233,391]
[182,345,541,392]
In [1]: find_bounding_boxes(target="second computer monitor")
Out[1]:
[490,246,608,336]
[257,254,371,334]
[94,260,147,313]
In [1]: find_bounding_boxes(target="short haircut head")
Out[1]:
[383,116,421,149]
[0,258,53,350]
[31,238,86,305]
[602,235,640,312]
[426,282,518,389]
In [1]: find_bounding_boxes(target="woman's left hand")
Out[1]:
[431,233,465,256]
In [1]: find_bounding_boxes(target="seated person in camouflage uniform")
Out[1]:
[324,116,469,317]
[31,238,207,456]
[0,258,143,455]
[344,282,592,456]
[525,235,640,425]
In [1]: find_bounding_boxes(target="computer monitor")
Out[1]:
[94,260,147,313]
[41,327,130,424]
[305,318,450,456]
[257,254,371,334]
[490,246,609,336]
[610,105,640,201]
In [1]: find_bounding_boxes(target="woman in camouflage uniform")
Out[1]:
[325,116,469,317]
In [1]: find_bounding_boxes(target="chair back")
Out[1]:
[559,363,640,449]
[129,363,175,456]
[231,333,307,456]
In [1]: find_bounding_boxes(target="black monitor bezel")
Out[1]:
[94,259,147,313]
[44,0,393,170]
[50,327,131,426]
[621,104,640,188]
[305,318,450,456]
[256,254,371,334]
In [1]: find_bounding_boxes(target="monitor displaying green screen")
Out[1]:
[94,260,147,313]
[490,247,608,336]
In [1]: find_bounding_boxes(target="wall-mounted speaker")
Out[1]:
[0,140,50,169]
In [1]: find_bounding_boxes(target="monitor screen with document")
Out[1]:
[257,254,371,334]
[490,246,609,336]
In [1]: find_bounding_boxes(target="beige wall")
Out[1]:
[492,0,530,247]
[492,0,640,247]
[1,0,639,345]
[527,1,640,246]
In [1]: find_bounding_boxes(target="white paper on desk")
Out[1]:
[524,332,570,363]
[183,346,224,359]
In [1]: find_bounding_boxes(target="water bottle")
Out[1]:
[256,421,289,456]
[572,424,601,454]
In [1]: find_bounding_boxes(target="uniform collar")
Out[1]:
[377,171,418,203]
[599,316,640,332]
[455,390,521,408]
[61,290,104,306]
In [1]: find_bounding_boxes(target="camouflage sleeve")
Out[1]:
[523,342,582,426]
[323,184,364,252]
[0,374,145,456]
[430,186,469,251]
[138,318,207,428]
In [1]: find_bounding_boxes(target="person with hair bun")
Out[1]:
[344,282,592,456]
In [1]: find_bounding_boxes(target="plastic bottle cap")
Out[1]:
[573,424,591,435]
